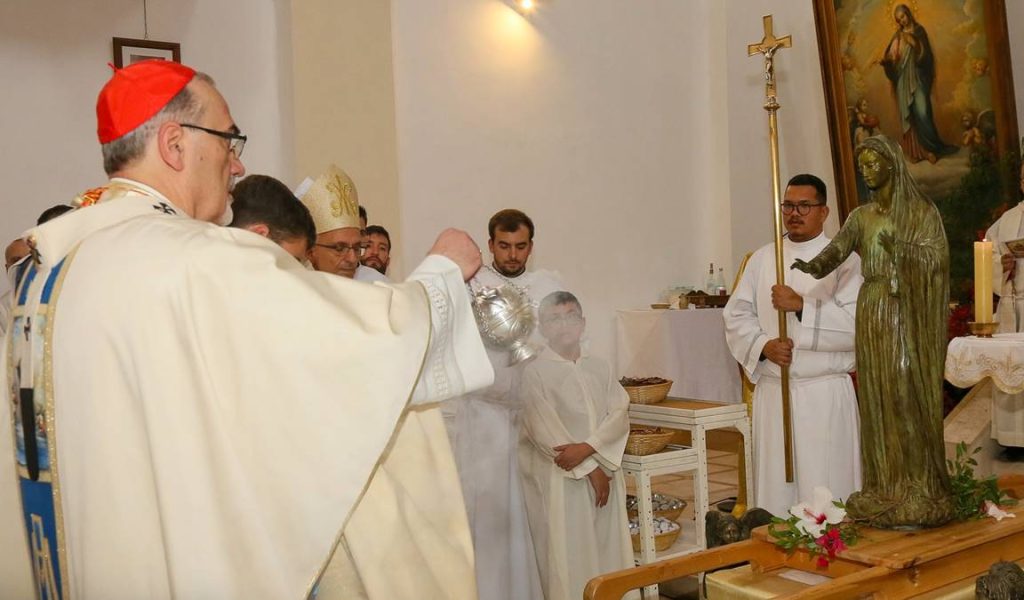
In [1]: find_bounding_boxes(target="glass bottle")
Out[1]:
[715,268,727,296]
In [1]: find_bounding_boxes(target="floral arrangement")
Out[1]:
[768,446,1017,568]
[767,487,859,568]
[947,442,1017,521]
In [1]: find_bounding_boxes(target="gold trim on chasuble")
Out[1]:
[6,247,78,600]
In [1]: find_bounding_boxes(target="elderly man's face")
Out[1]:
[5,239,30,270]
[309,227,363,278]
[362,233,390,274]
[184,80,246,223]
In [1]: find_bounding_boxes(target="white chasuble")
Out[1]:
[518,347,635,600]
[723,234,863,516]
[0,179,491,600]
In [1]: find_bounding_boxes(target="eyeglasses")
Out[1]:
[780,202,826,216]
[180,123,247,158]
[541,313,583,326]
[315,243,365,257]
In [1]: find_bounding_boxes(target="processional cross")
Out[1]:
[748,16,795,482]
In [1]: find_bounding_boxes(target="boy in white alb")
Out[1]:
[518,291,635,600]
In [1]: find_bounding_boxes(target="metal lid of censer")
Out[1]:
[469,284,537,365]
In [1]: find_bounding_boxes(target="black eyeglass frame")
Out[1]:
[180,123,247,158]
[314,242,366,257]
[780,202,827,216]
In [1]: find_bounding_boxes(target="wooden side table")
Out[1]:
[622,445,703,599]
[627,398,754,547]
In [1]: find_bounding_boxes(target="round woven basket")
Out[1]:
[630,522,682,552]
[627,494,687,522]
[624,428,674,456]
[622,380,672,405]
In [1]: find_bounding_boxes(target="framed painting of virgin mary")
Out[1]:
[813,0,1019,300]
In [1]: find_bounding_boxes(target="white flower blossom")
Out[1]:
[788,486,846,538]
[983,500,1016,522]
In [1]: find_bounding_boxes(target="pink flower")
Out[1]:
[816,555,829,568]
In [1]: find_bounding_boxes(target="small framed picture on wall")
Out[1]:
[112,37,181,68]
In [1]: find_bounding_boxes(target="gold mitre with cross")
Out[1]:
[297,164,361,234]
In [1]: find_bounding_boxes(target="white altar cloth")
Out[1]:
[616,308,740,404]
[946,333,1024,446]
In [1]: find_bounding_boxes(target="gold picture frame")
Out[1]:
[813,0,1020,300]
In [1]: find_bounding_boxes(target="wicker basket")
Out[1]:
[622,380,672,405]
[630,521,682,552]
[627,494,687,521]
[624,428,675,456]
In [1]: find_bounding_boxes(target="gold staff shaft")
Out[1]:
[748,15,794,482]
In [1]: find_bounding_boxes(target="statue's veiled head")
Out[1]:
[855,135,935,226]
[857,147,892,191]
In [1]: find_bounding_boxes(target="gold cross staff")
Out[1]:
[747,15,792,107]
[747,15,795,483]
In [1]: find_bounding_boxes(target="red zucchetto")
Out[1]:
[96,59,196,144]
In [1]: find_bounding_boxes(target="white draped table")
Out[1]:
[946,332,1024,446]
[616,308,741,404]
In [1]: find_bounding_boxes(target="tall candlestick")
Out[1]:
[975,240,993,323]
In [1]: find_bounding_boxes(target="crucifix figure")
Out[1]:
[747,15,792,107]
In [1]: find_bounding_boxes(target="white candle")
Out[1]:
[975,240,993,323]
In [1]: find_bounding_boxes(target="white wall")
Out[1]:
[725,1,842,275]
[290,0,405,277]
[390,0,733,360]
[0,0,293,293]
[726,0,1024,276]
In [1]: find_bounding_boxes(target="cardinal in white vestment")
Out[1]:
[0,60,491,600]
[518,292,636,600]
[296,165,478,599]
[444,209,561,599]
[984,161,1024,446]
[723,174,862,517]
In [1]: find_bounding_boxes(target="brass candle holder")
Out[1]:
[969,321,997,338]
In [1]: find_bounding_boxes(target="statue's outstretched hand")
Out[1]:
[791,258,817,276]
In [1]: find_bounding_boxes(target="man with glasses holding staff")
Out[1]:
[723,173,863,517]
[0,60,492,599]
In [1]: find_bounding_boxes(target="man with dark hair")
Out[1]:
[2,205,76,337]
[361,224,391,276]
[723,173,862,517]
[487,208,535,277]
[0,60,492,599]
[228,174,316,262]
[444,208,563,600]
[36,205,73,225]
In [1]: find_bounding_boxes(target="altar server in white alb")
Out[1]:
[724,173,863,517]
[518,291,636,600]
[0,60,492,600]
[984,159,1024,446]
[444,209,563,600]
